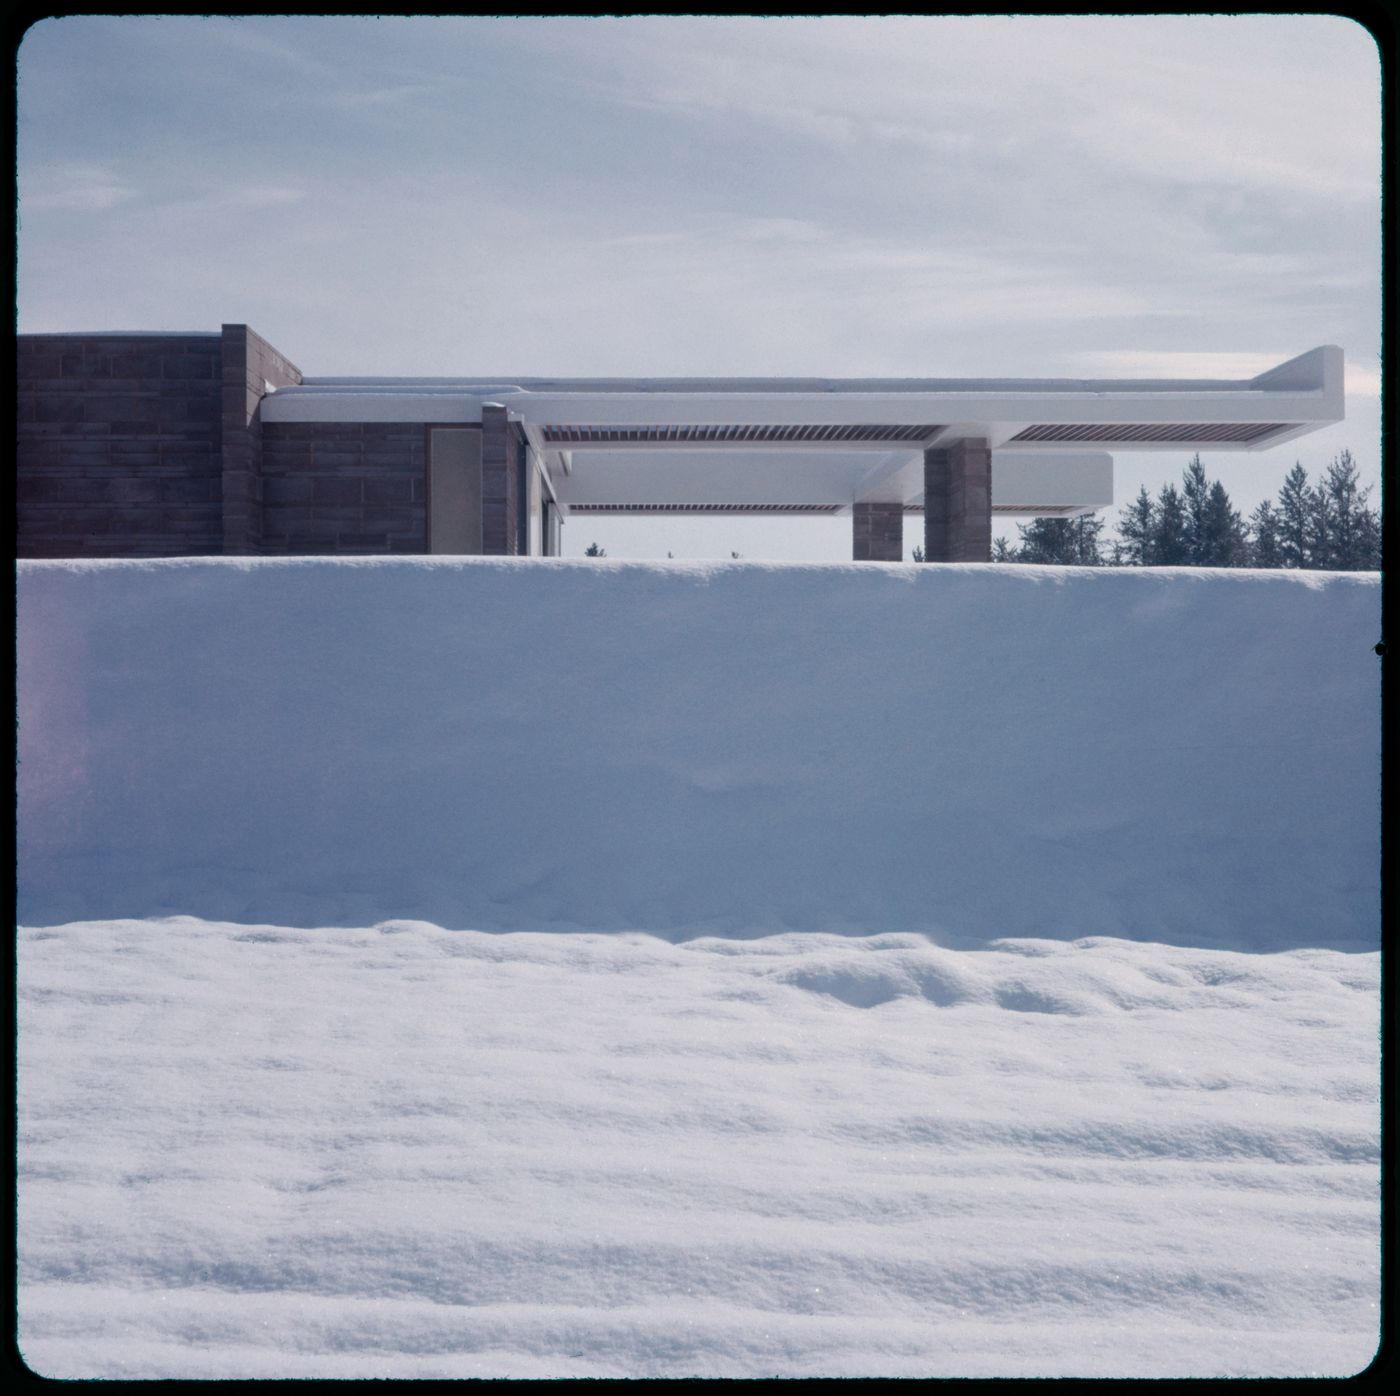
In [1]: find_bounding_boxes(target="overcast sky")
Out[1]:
[16,14,1381,559]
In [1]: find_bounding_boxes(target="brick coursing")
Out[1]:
[925,440,992,562]
[852,502,904,561]
[17,334,225,556]
[17,327,317,557]
[220,324,303,554]
[259,422,427,554]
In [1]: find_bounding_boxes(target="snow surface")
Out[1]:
[16,558,1382,1377]
[17,920,1380,1378]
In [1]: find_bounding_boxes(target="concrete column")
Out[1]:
[924,438,992,562]
[480,402,516,555]
[852,502,904,561]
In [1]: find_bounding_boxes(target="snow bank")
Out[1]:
[17,558,1381,949]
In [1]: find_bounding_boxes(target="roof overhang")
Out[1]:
[257,346,1343,516]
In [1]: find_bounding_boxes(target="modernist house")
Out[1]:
[16,325,1344,561]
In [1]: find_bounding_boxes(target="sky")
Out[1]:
[15,14,1382,560]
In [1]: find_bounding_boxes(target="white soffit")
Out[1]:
[990,452,1114,514]
[554,448,918,508]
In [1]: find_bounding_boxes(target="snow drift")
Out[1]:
[17,557,1381,948]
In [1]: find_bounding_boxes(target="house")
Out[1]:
[15,325,1344,560]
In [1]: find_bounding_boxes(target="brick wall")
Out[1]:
[17,333,225,557]
[259,422,427,553]
[852,502,904,561]
[220,324,302,554]
[481,403,520,555]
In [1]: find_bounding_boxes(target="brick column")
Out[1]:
[221,324,301,554]
[924,438,991,562]
[852,502,904,561]
[480,402,518,555]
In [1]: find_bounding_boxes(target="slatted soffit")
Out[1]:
[566,503,843,514]
[1009,422,1288,444]
[540,424,941,445]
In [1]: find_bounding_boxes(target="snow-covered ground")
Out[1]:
[16,559,1382,1377]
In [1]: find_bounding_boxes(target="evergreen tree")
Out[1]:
[1305,478,1335,571]
[1318,450,1380,570]
[1072,513,1107,564]
[1011,514,1104,565]
[1352,506,1383,571]
[1182,454,1212,564]
[912,544,927,562]
[1276,463,1311,568]
[989,537,1013,562]
[1198,479,1248,566]
[1104,451,1377,572]
[1171,454,1247,566]
[1246,499,1284,568]
[584,541,606,557]
[1114,486,1157,565]
[1152,483,1190,564]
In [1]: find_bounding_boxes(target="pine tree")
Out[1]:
[1305,479,1335,571]
[1197,479,1248,566]
[1318,451,1380,570]
[1276,463,1311,568]
[1246,499,1284,568]
[912,544,927,562]
[1172,455,1247,566]
[1352,507,1382,571]
[1152,483,1190,564]
[1182,454,1212,564]
[989,537,1013,562]
[1071,514,1106,564]
[1114,486,1157,565]
[1010,514,1104,564]
[584,541,606,557]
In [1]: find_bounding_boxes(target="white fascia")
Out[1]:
[262,391,500,423]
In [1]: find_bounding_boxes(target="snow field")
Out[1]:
[16,558,1382,1376]
[18,918,1379,1378]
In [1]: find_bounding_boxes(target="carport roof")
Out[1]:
[261,345,1343,456]
[256,346,1344,516]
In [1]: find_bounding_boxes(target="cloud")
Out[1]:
[216,185,307,208]
[22,163,138,212]
[1344,364,1381,398]
[196,16,328,74]
[324,83,431,110]
[557,16,1378,205]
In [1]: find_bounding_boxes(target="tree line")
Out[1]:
[987,451,1381,570]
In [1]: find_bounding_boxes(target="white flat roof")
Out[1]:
[262,346,1342,449]
[254,346,1344,516]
